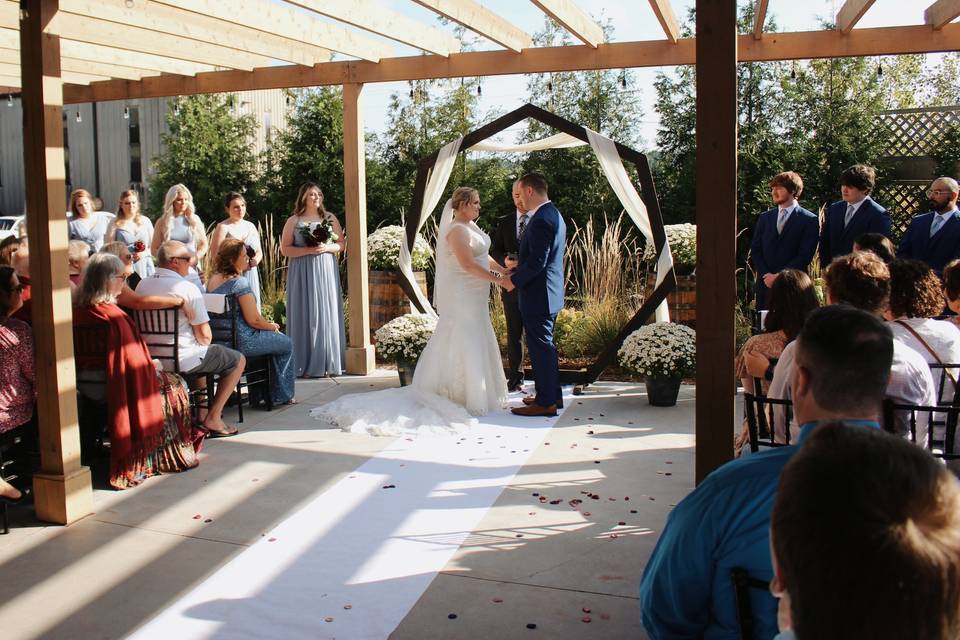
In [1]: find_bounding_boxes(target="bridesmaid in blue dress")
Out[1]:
[281,182,346,377]
[207,239,296,404]
[151,184,207,290]
[105,189,155,282]
[209,191,263,309]
[68,188,109,252]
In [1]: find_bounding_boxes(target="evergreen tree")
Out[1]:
[148,94,257,222]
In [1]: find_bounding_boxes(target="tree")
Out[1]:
[148,94,257,223]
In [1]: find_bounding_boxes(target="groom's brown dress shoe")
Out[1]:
[522,395,564,408]
[511,403,558,417]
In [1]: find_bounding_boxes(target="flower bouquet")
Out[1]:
[367,225,432,271]
[642,223,697,275]
[619,321,696,406]
[299,219,338,247]
[374,313,437,386]
[245,244,256,260]
[131,240,146,253]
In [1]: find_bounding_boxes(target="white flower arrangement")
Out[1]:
[367,225,432,271]
[374,313,437,363]
[618,321,696,379]
[642,223,697,271]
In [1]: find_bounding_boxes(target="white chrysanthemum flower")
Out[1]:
[641,223,697,269]
[374,313,438,362]
[618,321,696,378]
[367,225,432,271]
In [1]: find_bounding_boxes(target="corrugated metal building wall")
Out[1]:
[0,89,288,218]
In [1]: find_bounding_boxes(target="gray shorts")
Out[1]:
[184,344,242,378]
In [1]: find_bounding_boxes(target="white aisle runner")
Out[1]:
[129,391,572,640]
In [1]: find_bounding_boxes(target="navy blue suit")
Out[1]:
[510,201,566,407]
[819,198,891,267]
[750,205,819,309]
[898,210,960,275]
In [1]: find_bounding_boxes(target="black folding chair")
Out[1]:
[133,306,244,423]
[208,293,274,413]
[0,429,25,535]
[73,323,111,461]
[731,567,771,640]
[742,378,794,454]
[883,398,960,460]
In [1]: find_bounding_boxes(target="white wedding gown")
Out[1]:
[310,220,508,436]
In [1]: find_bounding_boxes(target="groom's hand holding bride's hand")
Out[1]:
[500,276,515,292]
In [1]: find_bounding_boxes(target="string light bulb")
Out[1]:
[790,62,797,81]
[75,110,81,123]
[621,74,627,89]
[123,106,130,119]
[477,85,482,96]
[6,94,12,107]
[547,81,553,93]
[877,62,883,77]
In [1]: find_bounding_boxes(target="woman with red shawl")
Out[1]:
[74,253,203,489]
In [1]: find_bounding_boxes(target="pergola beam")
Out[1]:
[926,0,960,29]
[412,0,532,52]
[0,61,111,84]
[60,39,215,76]
[648,0,680,44]
[836,0,877,34]
[62,23,960,104]
[58,0,332,67]
[530,0,604,47]
[0,72,19,87]
[284,0,460,57]
[753,0,769,40]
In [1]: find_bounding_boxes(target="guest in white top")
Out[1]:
[137,240,245,437]
[209,191,263,309]
[887,259,960,403]
[746,251,935,443]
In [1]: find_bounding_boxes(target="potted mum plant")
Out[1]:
[373,313,437,386]
[367,225,433,336]
[643,223,698,323]
[618,321,696,406]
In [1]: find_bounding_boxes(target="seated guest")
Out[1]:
[640,305,894,639]
[750,171,819,309]
[898,177,960,275]
[74,254,201,489]
[68,239,91,286]
[819,164,891,267]
[9,234,30,324]
[735,269,819,454]
[746,251,934,442]
[137,241,245,437]
[207,239,296,405]
[886,258,960,402]
[853,231,896,263]
[100,242,188,314]
[0,265,34,503]
[943,258,960,329]
[0,236,19,266]
[770,423,960,640]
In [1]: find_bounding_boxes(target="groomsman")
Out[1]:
[819,164,891,267]
[490,180,527,392]
[898,177,960,276]
[750,171,820,309]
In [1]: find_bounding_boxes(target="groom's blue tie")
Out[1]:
[517,213,528,241]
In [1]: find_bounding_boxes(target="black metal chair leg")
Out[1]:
[1,502,8,535]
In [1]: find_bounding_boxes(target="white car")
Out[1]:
[0,215,24,241]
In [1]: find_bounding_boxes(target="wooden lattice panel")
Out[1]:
[877,106,960,157]
[874,182,928,242]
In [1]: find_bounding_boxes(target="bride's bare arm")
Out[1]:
[487,256,508,275]
[449,226,502,285]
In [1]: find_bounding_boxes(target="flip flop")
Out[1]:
[204,426,239,438]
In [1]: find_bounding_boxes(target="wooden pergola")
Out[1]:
[6,0,960,524]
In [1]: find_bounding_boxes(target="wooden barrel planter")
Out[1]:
[369,270,429,340]
[645,272,696,325]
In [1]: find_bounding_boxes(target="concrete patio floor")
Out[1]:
[0,374,700,640]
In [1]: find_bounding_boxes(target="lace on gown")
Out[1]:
[311,205,507,436]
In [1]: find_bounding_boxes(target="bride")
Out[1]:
[310,187,513,436]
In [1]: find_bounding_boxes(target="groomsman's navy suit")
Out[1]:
[510,201,566,408]
[490,211,525,390]
[750,204,819,309]
[898,209,960,275]
[819,197,891,267]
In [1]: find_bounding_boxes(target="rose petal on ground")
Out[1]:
[582,616,592,623]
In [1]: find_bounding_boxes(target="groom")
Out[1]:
[508,172,566,417]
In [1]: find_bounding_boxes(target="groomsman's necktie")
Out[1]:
[517,213,528,241]
[931,214,947,237]
[844,204,856,227]
[776,208,789,234]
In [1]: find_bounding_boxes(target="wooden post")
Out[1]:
[342,82,375,374]
[695,0,737,483]
[20,0,93,523]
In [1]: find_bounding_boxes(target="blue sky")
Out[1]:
[346,0,936,147]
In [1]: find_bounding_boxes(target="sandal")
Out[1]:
[203,426,239,438]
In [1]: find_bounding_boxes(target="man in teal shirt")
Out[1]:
[639,305,893,639]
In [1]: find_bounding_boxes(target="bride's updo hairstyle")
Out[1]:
[451,186,478,211]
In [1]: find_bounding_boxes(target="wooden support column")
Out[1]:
[695,0,737,483]
[342,82,375,374]
[20,0,92,523]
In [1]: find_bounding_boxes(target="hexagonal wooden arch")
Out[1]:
[397,102,677,388]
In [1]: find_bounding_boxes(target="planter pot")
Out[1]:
[369,270,430,340]
[645,376,682,407]
[645,272,696,325]
[397,358,417,387]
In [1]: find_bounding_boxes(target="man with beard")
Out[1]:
[898,177,960,275]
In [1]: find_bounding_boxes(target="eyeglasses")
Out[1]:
[169,256,191,263]
[927,189,958,197]
[12,284,25,293]
[112,274,127,282]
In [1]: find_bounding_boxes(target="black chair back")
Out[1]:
[743,378,794,453]
[208,293,239,348]
[883,398,960,460]
[132,306,182,373]
[731,567,770,640]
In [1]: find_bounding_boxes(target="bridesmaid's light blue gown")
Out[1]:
[286,221,346,377]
